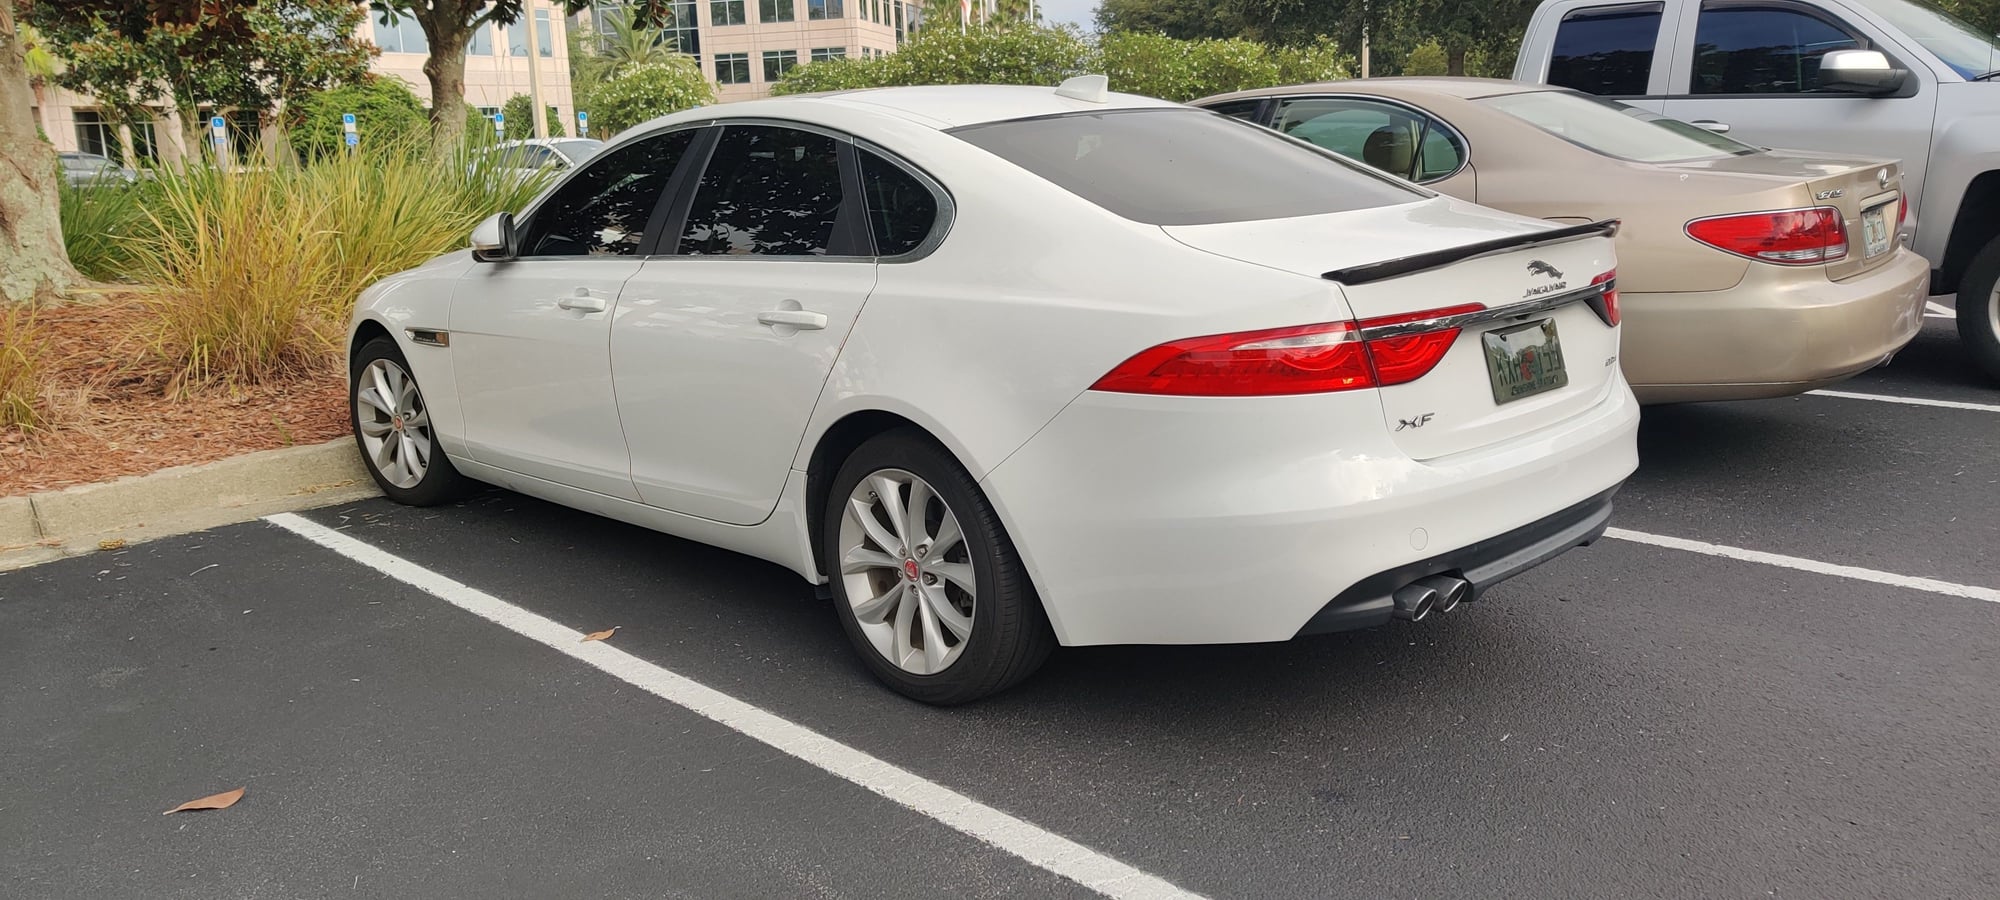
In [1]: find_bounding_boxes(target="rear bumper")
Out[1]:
[980,377,1640,647]
[1622,248,1928,403]
[1297,485,1618,636]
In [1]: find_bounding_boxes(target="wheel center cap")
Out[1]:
[902,559,921,581]
[390,416,404,432]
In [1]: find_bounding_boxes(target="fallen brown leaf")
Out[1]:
[98,538,126,551]
[581,626,619,642]
[163,786,245,815]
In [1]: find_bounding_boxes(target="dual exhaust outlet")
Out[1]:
[1391,574,1473,622]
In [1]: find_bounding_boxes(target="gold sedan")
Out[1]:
[1196,79,1929,403]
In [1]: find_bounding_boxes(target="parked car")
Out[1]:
[348,80,1639,703]
[1514,0,2000,382]
[1195,79,1929,403]
[476,138,604,182]
[58,151,136,187]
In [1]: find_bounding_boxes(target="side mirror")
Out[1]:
[471,211,517,261]
[1820,49,1906,95]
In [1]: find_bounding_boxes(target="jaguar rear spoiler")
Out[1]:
[1323,219,1621,286]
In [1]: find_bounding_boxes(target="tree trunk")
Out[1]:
[1447,45,1468,77]
[0,4,78,303]
[421,24,473,152]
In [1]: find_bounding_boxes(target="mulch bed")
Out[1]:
[1,293,349,497]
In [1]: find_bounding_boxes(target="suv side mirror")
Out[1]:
[471,211,517,261]
[1820,49,1907,95]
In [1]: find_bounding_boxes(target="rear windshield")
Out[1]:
[951,108,1423,226]
[1478,90,1759,163]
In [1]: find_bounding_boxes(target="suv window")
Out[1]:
[677,125,858,256]
[1272,97,1465,183]
[1549,3,1665,96]
[951,109,1421,226]
[518,129,697,257]
[859,149,940,256]
[1692,5,1861,94]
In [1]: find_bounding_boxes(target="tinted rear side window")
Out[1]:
[1549,4,1665,96]
[951,109,1421,226]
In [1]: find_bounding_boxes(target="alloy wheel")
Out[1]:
[836,469,976,676]
[355,358,433,490]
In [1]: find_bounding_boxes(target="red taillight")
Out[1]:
[1592,270,1620,326]
[1090,303,1482,397]
[1899,192,1909,228]
[1355,303,1483,386]
[1685,207,1847,265]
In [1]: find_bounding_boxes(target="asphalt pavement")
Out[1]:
[3,313,1995,899]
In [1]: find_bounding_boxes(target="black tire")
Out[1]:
[823,429,1055,705]
[349,335,471,506]
[1956,238,2000,384]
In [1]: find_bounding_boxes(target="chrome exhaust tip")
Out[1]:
[1418,575,1472,613]
[1392,582,1439,622]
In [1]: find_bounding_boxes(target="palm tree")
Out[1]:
[20,24,62,139]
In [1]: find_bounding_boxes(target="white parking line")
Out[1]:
[1606,528,2000,604]
[1806,389,2000,412]
[1925,301,1956,319]
[264,513,1203,900]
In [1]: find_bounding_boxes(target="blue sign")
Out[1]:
[208,115,226,134]
[576,110,589,130]
[492,112,504,123]
[341,113,356,126]
[345,132,359,147]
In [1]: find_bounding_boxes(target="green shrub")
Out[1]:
[769,56,894,95]
[889,25,1093,86]
[59,176,152,282]
[1401,41,1449,76]
[501,93,567,139]
[294,77,429,158]
[583,58,714,136]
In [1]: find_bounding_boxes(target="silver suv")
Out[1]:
[1515,0,2000,382]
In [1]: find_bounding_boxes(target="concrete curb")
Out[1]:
[1,439,380,571]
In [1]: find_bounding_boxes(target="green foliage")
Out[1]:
[58,177,152,282]
[1097,0,1247,39]
[34,0,372,131]
[1402,40,1449,76]
[294,78,429,159]
[501,94,567,139]
[1937,0,2000,36]
[0,307,47,433]
[773,25,1348,102]
[581,59,714,137]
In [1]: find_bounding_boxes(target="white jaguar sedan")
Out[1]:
[347,78,1640,704]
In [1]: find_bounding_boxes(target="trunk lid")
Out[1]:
[1666,152,1904,280]
[1163,198,1623,460]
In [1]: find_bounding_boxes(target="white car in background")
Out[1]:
[348,79,1640,704]
[478,138,604,181]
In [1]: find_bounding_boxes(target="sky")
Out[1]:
[1038,0,1098,30]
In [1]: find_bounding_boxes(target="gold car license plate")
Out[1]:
[1483,319,1568,405]
[1862,203,1893,259]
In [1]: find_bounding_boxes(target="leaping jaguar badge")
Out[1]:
[1527,259,1563,279]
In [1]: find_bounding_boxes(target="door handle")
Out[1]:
[757,309,828,330]
[557,291,607,313]
[1691,120,1731,133]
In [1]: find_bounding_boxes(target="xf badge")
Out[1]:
[1396,413,1436,431]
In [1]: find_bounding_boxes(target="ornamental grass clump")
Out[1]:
[0,305,48,433]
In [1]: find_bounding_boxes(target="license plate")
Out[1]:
[1483,318,1568,405]
[1862,203,1892,259]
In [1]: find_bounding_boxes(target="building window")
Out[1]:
[808,0,842,21]
[895,1,905,42]
[762,50,798,82]
[129,119,159,164]
[372,11,429,54]
[759,0,794,23]
[227,109,261,164]
[476,106,501,119]
[811,47,846,62]
[468,22,492,56]
[715,52,750,84]
[711,0,746,25]
[536,10,553,56]
[73,110,120,160]
[508,19,528,56]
